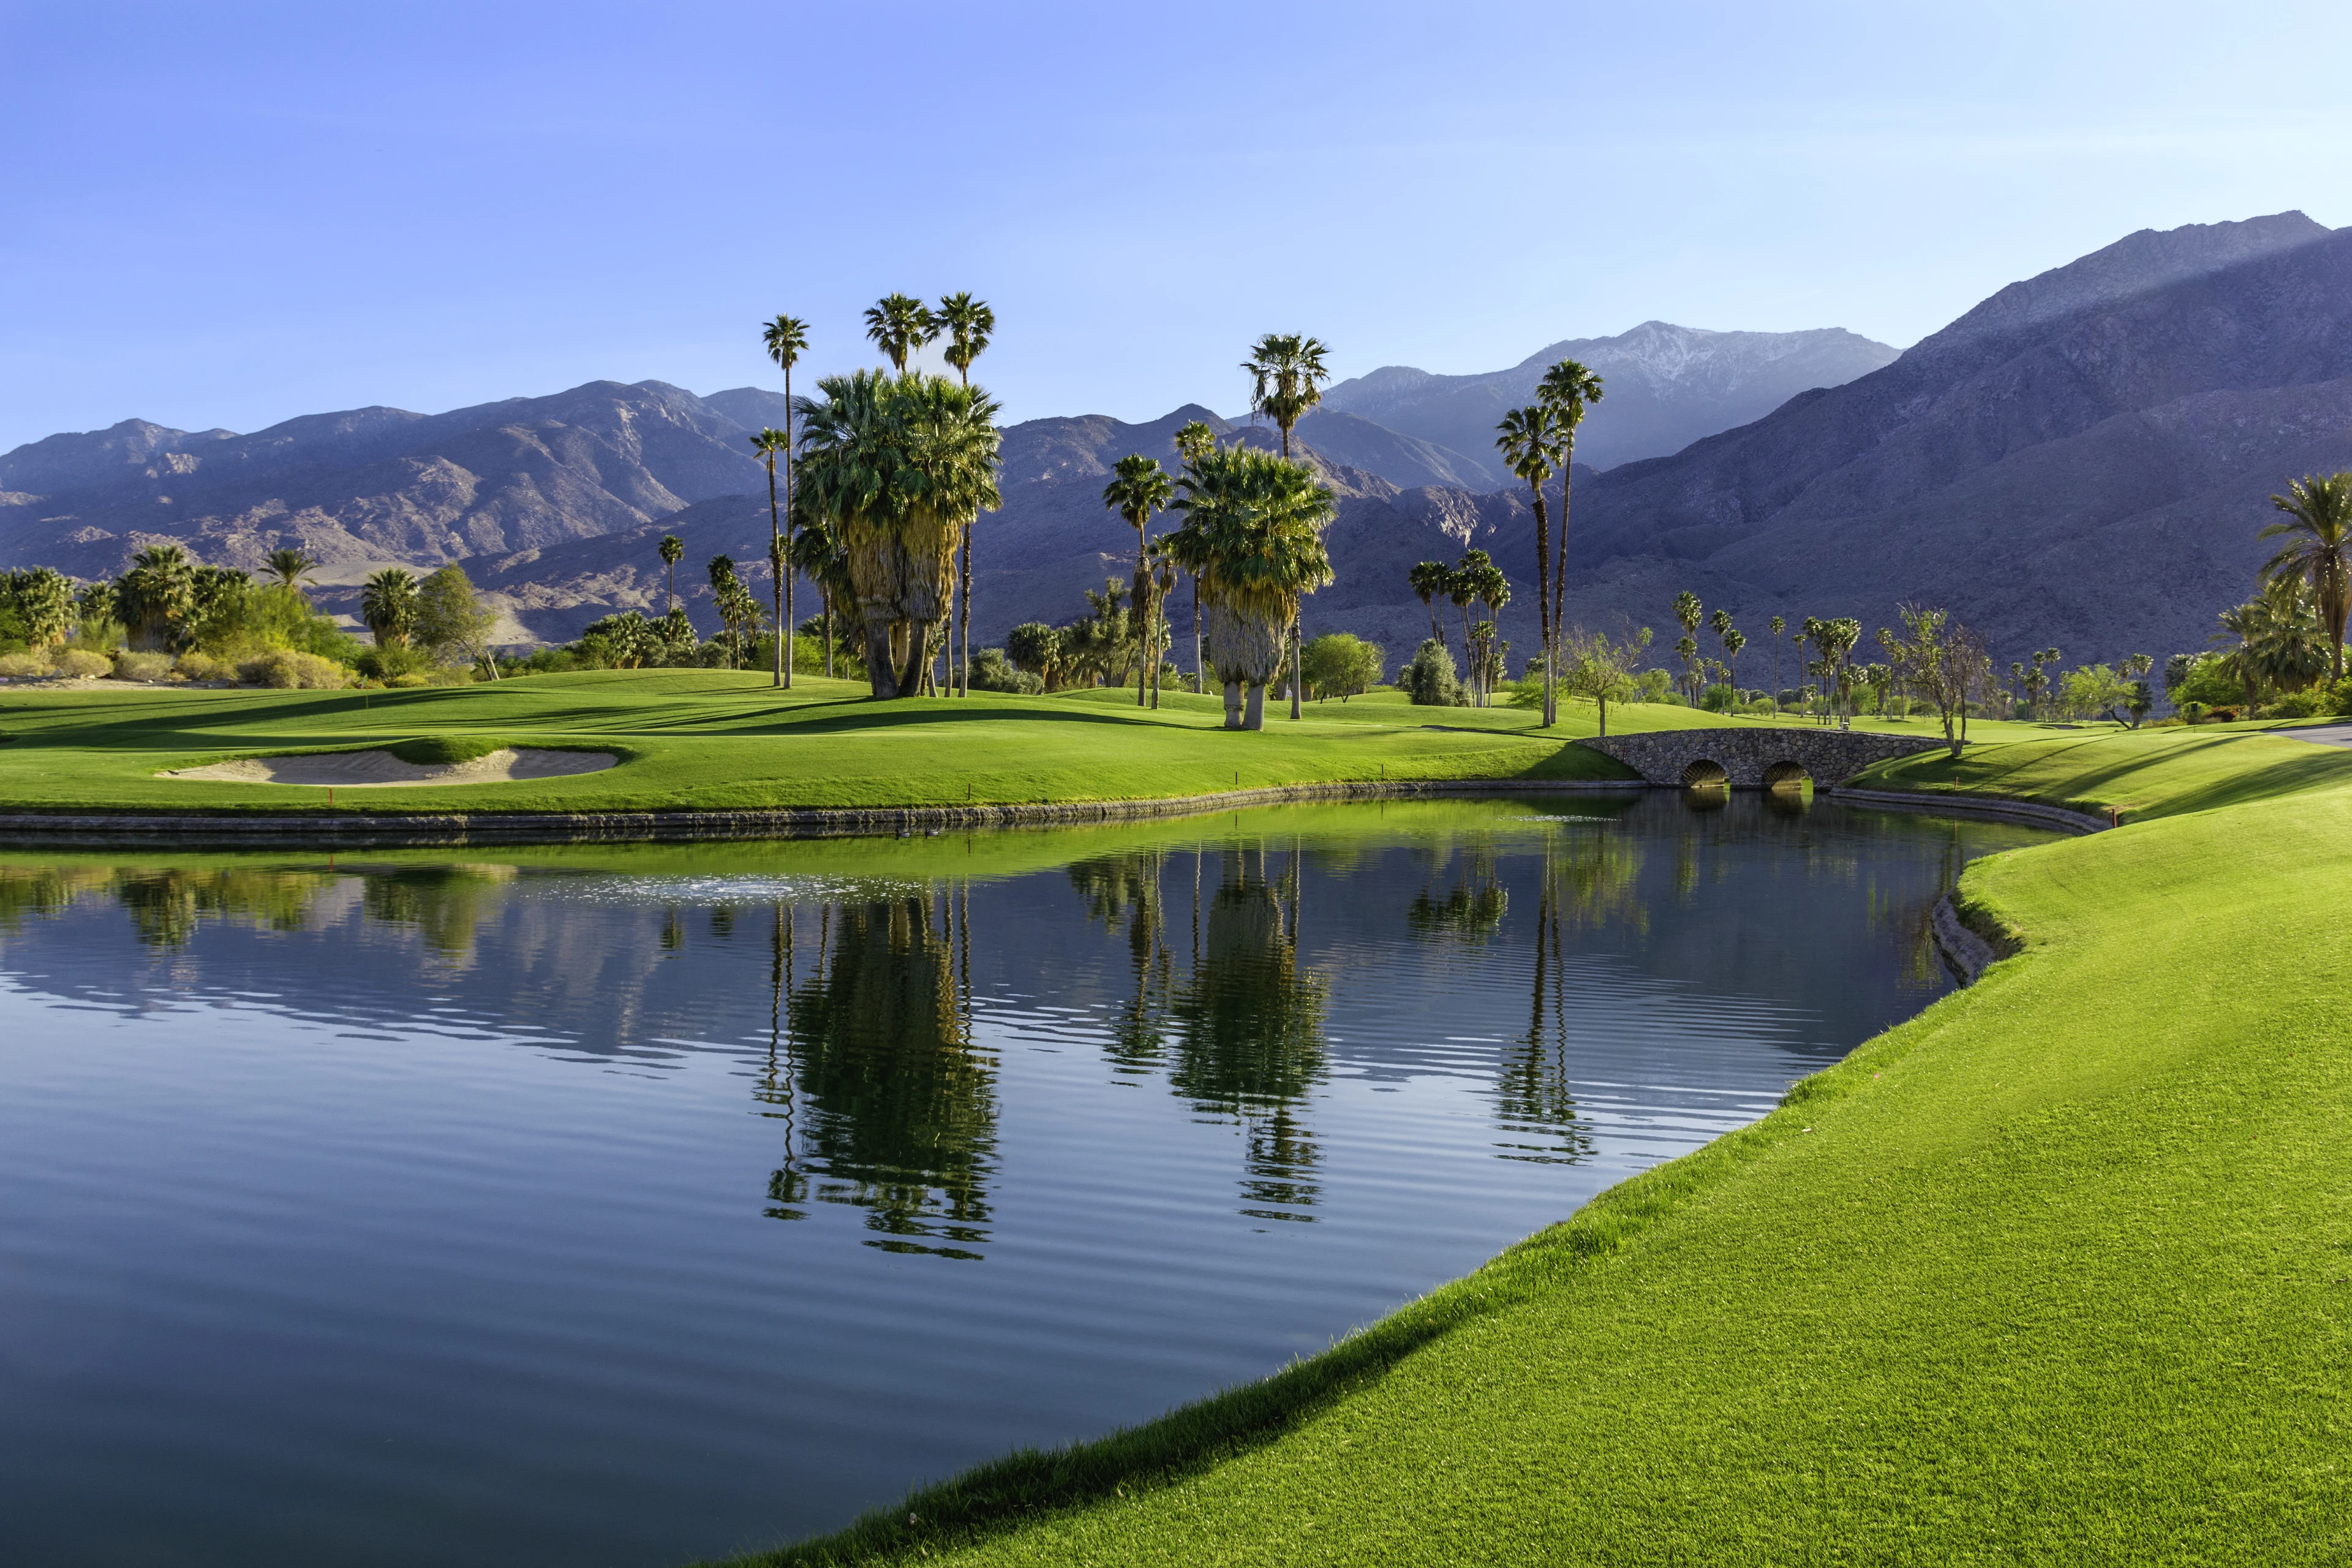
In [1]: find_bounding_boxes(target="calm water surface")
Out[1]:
[0,793,2048,1567]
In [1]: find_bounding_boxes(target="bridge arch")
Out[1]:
[1680,758,1730,789]
[1762,760,1811,790]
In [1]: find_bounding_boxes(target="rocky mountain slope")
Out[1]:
[1550,211,2352,670]
[1320,321,1901,484]
[5,213,2343,679]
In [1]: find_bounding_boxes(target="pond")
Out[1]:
[0,792,2050,1567]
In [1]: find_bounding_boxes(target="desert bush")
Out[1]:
[2260,688,2333,720]
[1401,639,1466,707]
[1742,697,1778,717]
[53,649,111,679]
[355,643,428,681]
[236,650,349,690]
[113,650,172,682]
[175,652,234,682]
[388,672,430,688]
[0,652,47,677]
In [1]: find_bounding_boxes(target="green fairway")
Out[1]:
[718,723,2352,1566]
[0,673,1766,815]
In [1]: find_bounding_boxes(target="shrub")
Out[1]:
[355,643,429,681]
[175,652,234,682]
[1741,697,1778,717]
[968,647,1042,694]
[1401,639,1466,707]
[113,650,173,682]
[1701,682,1736,712]
[53,649,111,679]
[2260,688,2332,720]
[388,735,503,766]
[236,650,349,689]
[0,652,47,677]
[389,672,431,688]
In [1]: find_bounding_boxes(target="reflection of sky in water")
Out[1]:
[0,795,2048,1568]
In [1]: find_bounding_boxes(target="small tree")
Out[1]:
[1558,624,1651,736]
[1880,604,1988,756]
[1006,621,1065,691]
[1300,632,1382,701]
[415,565,499,676]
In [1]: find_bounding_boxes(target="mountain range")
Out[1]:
[4,211,2346,677]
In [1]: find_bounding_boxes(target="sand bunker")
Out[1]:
[165,747,617,788]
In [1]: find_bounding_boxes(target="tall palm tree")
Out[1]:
[1721,626,1746,703]
[1495,405,1558,723]
[360,567,420,647]
[1103,453,1174,707]
[863,293,937,374]
[657,533,685,613]
[788,484,856,681]
[1673,591,1703,704]
[708,555,743,668]
[936,295,995,697]
[795,370,1003,698]
[762,312,811,688]
[1472,562,1510,706]
[1174,420,1218,688]
[1768,614,1786,707]
[1536,360,1604,695]
[1240,334,1332,459]
[1164,447,1336,729]
[2260,471,2352,682]
[265,548,317,600]
[116,543,196,651]
[1409,560,1450,649]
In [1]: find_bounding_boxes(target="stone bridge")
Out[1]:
[1575,726,1949,788]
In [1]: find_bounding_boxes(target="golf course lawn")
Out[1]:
[0,672,1728,815]
[715,722,2352,1566]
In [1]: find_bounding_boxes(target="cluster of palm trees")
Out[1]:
[2221,471,2352,696]
[1076,337,1341,727]
[1406,551,1510,703]
[731,293,999,699]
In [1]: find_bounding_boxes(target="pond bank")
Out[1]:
[722,726,2352,1566]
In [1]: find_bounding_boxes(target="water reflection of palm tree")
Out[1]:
[775,892,997,1259]
[1408,837,1509,943]
[1499,826,1644,1164]
[758,901,805,1221]
[360,865,514,961]
[1069,851,1175,1071]
[1170,845,1329,1219]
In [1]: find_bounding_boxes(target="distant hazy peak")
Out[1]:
[1915,211,2335,356]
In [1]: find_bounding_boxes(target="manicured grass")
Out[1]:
[719,723,2352,1566]
[0,673,1758,815]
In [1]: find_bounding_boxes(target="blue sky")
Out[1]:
[2,0,2348,452]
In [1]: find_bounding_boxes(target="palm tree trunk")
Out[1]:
[1244,681,1265,730]
[959,529,973,697]
[898,620,930,699]
[1223,680,1243,729]
[783,371,796,690]
[865,616,895,698]
[767,455,784,689]
[1289,617,1303,720]
[1136,524,1150,709]
[1554,462,1571,719]
[1531,488,1552,726]
[1193,576,1203,693]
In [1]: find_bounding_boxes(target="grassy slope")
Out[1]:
[731,726,2352,1567]
[0,675,1768,814]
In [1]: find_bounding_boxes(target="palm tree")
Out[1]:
[2260,471,2352,682]
[787,485,856,681]
[1240,334,1332,459]
[360,567,420,647]
[1536,360,1604,701]
[1768,615,1787,708]
[1722,626,1746,704]
[2215,575,2329,704]
[1103,454,1174,708]
[936,295,995,697]
[1495,404,1559,723]
[657,533,685,613]
[1164,447,1336,729]
[1471,563,1510,706]
[265,548,317,600]
[762,312,811,688]
[863,293,936,374]
[795,370,1003,698]
[708,555,743,667]
[1673,592,1703,704]
[116,543,196,651]
[1174,420,1218,688]
[1409,560,1450,649]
